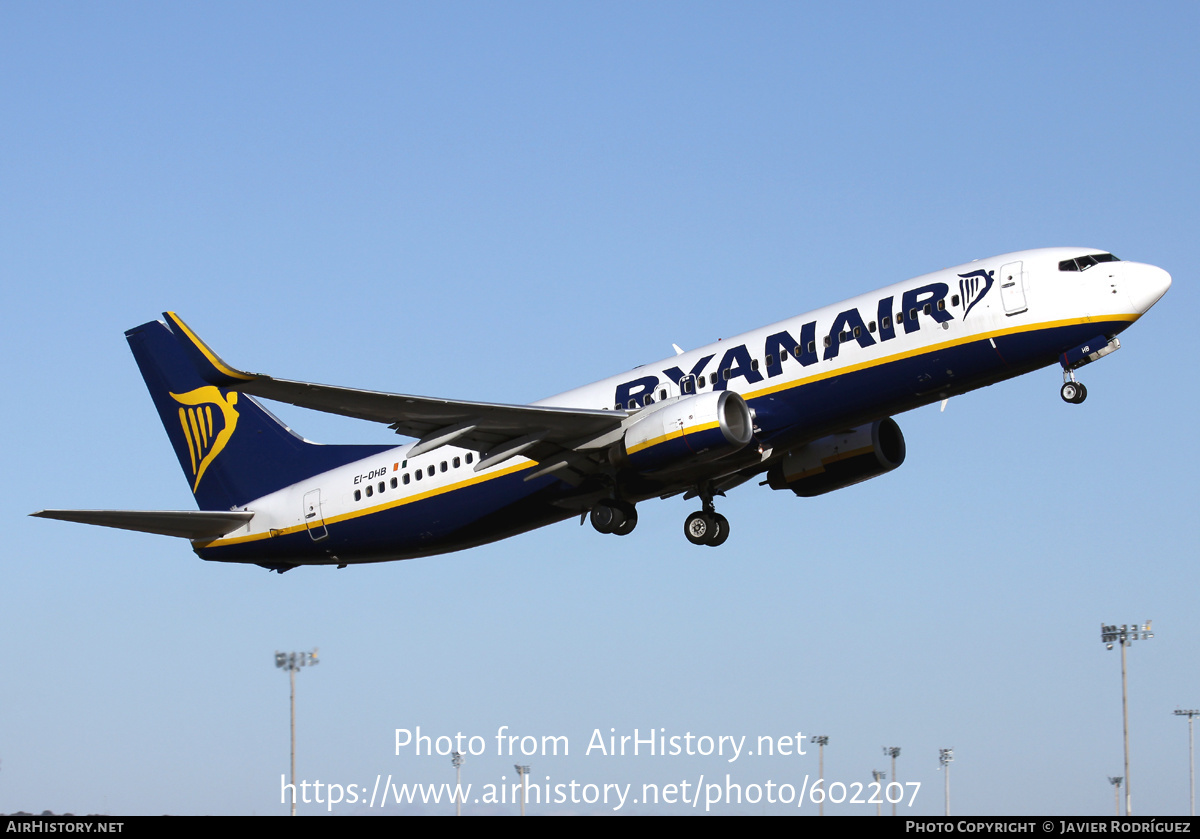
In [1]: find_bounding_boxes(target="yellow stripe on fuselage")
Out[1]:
[194,458,535,548]
[196,313,1139,549]
[744,314,1137,402]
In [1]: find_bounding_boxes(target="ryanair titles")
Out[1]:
[615,279,971,407]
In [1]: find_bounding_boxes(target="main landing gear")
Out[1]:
[590,499,638,536]
[1061,371,1088,404]
[684,492,729,547]
[590,487,731,547]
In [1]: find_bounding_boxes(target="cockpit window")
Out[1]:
[1059,253,1119,272]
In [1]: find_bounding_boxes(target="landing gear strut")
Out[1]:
[1061,370,1088,404]
[684,490,729,547]
[1058,334,1120,404]
[590,500,637,536]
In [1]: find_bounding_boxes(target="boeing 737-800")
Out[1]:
[34,247,1171,572]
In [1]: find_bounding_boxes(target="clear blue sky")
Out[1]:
[2,1,1197,815]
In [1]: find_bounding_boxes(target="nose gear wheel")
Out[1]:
[1060,380,1088,404]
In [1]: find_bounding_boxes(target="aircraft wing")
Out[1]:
[162,313,629,476]
[31,510,254,539]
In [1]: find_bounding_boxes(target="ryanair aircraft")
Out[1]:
[34,247,1170,572]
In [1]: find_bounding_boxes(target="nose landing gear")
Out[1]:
[1061,371,1088,404]
[1059,334,1121,404]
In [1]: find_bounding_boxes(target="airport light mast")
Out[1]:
[1176,709,1199,816]
[872,770,886,817]
[939,748,953,816]
[813,736,828,816]
[515,764,530,816]
[883,747,900,816]
[1108,776,1123,816]
[1101,621,1153,816]
[276,648,319,816]
[452,751,464,816]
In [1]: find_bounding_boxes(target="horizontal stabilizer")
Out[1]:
[31,509,254,539]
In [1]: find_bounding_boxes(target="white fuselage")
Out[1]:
[200,247,1170,565]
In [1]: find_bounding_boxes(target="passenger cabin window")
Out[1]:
[354,490,361,501]
[950,296,959,307]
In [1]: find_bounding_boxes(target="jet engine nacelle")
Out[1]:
[616,390,754,474]
[766,418,905,497]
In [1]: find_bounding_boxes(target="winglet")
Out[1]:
[162,312,257,386]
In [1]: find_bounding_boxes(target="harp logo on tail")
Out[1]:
[170,387,240,492]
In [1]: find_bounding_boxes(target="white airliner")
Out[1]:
[34,247,1170,572]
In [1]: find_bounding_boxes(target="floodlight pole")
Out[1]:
[872,770,886,817]
[939,749,954,816]
[1108,776,1123,816]
[515,764,530,816]
[813,736,828,816]
[883,747,900,816]
[452,751,464,816]
[1101,621,1152,816]
[1176,709,1199,816]
[275,648,319,816]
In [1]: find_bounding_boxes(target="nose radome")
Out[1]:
[1128,264,1171,314]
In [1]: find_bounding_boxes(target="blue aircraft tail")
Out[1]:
[126,319,391,511]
